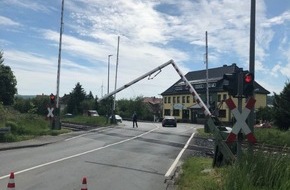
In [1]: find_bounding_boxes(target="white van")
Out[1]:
[87,110,99,116]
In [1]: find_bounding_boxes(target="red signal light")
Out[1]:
[244,73,253,83]
[243,72,254,97]
[50,94,55,100]
[50,93,55,104]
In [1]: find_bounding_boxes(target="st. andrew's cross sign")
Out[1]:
[225,97,257,144]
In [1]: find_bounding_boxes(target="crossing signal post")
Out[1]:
[223,73,238,97]
[50,93,55,105]
[242,72,254,97]
[48,93,60,130]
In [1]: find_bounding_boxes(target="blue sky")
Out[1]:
[1,0,290,100]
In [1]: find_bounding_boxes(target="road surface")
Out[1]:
[0,121,202,190]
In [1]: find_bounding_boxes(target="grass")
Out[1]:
[177,127,290,190]
[176,157,222,190]
[0,104,115,142]
[0,113,70,142]
[61,115,108,126]
[254,127,290,146]
[222,152,290,190]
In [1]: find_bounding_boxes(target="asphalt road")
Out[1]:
[0,121,202,190]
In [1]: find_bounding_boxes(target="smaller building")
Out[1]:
[143,97,162,122]
[161,63,270,123]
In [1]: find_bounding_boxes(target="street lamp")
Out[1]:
[107,54,113,95]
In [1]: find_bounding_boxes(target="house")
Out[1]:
[143,97,162,121]
[161,63,270,123]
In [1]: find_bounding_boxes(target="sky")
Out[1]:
[1,0,290,100]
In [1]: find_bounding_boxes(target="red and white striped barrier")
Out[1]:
[225,97,257,143]
[171,61,211,117]
[7,172,15,190]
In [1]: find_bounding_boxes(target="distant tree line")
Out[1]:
[12,81,155,121]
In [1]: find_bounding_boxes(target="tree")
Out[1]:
[86,91,94,100]
[97,96,114,116]
[0,51,17,105]
[256,106,273,122]
[66,82,86,115]
[116,96,153,120]
[273,81,290,130]
[32,95,51,115]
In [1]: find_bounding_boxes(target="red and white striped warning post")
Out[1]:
[225,97,257,143]
[81,177,88,190]
[7,172,15,190]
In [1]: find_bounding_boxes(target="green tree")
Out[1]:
[97,96,114,116]
[256,106,274,122]
[32,95,50,115]
[66,82,86,115]
[116,96,153,121]
[0,51,17,105]
[86,91,94,100]
[273,81,290,130]
[13,97,32,113]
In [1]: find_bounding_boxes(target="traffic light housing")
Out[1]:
[50,93,55,105]
[243,72,254,97]
[223,73,238,97]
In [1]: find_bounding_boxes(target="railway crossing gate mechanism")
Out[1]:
[98,59,255,166]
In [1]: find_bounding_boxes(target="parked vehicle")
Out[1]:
[162,116,177,127]
[87,110,99,117]
[110,115,123,123]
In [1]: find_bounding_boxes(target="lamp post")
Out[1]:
[107,55,113,95]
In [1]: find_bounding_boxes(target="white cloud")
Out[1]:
[2,0,55,13]
[0,16,20,26]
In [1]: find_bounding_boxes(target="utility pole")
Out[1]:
[248,0,256,151]
[107,55,113,95]
[112,36,120,123]
[56,0,64,110]
[205,31,209,108]
[55,0,64,130]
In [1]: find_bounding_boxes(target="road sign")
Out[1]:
[225,97,257,143]
[47,107,54,118]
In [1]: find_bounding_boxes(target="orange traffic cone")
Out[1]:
[7,172,15,190]
[81,177,88,190]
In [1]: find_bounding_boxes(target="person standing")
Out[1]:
[132,112,138,128]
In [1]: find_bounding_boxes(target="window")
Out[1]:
[173,97,176,104]
[168,97,171,103]
[218,94,221,102]
[164,97,167,104]
[164,109,170,116]
[223,94,227,100]
[186,96,190,103]
[177,96,180,103]
[173,109,180,116]
[182,96,185,103]
[193,97,196,103]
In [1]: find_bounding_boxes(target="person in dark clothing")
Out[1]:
[132,112,138,128]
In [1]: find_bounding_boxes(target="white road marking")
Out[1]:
[0,126,159,180]
[64,127,112,141]
[165,130,195,178]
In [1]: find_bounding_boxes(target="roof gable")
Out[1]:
[161,63,270,95]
